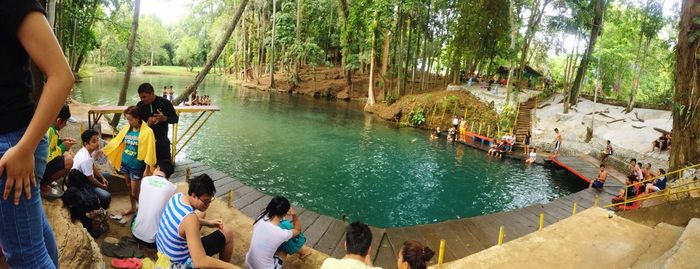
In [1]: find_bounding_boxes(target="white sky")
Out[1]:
[140,0,191,25]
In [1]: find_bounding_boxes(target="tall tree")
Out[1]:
[626,0,665,112]
[111,0,141,127]
[173,0,250,105]
[567,0,606,106]
[515,0,552,89]
[669,0,700,171]
[366,15,377,107]
[269,0,277,88]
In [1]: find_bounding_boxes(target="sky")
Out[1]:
[140,0,191,25]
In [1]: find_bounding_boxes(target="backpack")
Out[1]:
[62,170,108,237]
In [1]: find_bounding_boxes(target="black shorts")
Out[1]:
[43,156,65,181]
[201,230,226,256]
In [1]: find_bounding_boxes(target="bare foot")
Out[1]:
[122,208,136,216]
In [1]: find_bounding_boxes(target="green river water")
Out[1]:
[72,73,585,228]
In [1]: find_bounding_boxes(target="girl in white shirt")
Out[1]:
[246,196,302,269]
[525,148,537,164]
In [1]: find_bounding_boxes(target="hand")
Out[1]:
[62,138,76,148]
[0,146,37,205]
[209,219,224,229]
[147,116,158,125]
[154,109,167,123]
[287,208,297,217]
[102,178,109,188]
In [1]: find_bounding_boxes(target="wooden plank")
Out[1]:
[298,210,320,232]
[241,194,272,217]
[373,234,398,269]
[232,185,256,203]
[313,219,347,255]
[442,220,486,254]
[369,226,385,260]
[232,190,265,211]
[460,218,494,248]
[385,228,411,259]
[304,215,334,247]
[520,205,556,225]
[417,224,472,263]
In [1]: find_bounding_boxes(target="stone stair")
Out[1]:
[513,98,537,148]
[432,207,700,269]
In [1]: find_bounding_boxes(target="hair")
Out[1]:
[137,83,155,94]
[345,221,372,257]
[526,131,531,136]
[638,162,643,167]
[600,164,606,168]
[188,174,216,197]
[170,85,173,88]
[630,158,637,163]
[607,140,611,144]
[646,163,652,168]
[659,168,666,174]
[156,160,175,178]
[163,86,167,89]
[554,128,559,132]
[400,240,435,269]
[532,148,536,152]
[81,129,99,144]
[254,196,290,224]
[57,105,71,120]
[124,106,140,120]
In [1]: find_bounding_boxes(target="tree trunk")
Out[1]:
[293,0,302,85]
[173,0,249,105]
[505,0,516,102]
[567,0,605,106]
[380,30,391,79]
[269,0,277,89]
[337,0,351,86]
[366,16,377,108]
[669,0,700,172]
[47,0,57,30]
[69,17,78,70]
[627,36,652,112]
[74,53,85,74]
[111,0,141,127]
[515,0,551,87]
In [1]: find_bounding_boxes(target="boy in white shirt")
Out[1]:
[72,129,111,208]
[131,160,176,248]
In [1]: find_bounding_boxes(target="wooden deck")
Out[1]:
[169,153,626,268]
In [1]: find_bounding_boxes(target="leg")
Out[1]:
[0,135,57,268]
[155,138,171,162]
[122,172,135,216]
[219,226,234,262]
[92,186,112,209]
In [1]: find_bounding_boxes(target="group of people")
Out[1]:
[161,85,175,102]
[185,90,212,106]
[646,132,672,155]
[609,158,668,207]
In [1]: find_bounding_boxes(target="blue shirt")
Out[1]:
[121,129,145,170]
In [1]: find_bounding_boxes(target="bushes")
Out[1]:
[408,110,426,126]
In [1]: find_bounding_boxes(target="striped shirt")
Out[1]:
[156,193,194,264]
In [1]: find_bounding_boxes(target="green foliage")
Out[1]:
[408,110,426,126]
[384,93,397,105]
[498,105,516,134]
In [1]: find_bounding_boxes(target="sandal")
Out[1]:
[111,257,143,269]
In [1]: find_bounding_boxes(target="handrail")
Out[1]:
[604,185,700,208]
[625,163,700,188]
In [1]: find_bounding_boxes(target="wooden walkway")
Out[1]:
[168,160,386,262]
[169,153,626,268]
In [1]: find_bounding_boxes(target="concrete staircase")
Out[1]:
[432,207,700,269]
[514,98,537,148]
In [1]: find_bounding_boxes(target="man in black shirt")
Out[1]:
[136,83,178,161]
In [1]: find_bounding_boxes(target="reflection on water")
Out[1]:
[73,74,585,227]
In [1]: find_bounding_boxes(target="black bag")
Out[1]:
[62,182,107,237]
[66,169,90,189]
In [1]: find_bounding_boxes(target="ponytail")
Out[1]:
[254,196,291,224]
[401,240,435,269]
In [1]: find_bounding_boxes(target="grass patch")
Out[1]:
[136,66,202,76]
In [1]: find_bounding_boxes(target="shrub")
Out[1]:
[408,110,426,126]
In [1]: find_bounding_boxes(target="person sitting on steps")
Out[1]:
[589,164,607,190]
[525,148,537,164]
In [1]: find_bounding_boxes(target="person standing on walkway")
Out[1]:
[0,2,74,267]
[550,128,562,159]
[136,83,178,162]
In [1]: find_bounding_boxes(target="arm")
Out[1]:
[290,212,302,237]
[0,12,74,204]
[92,164,108,186]
[182,215,234,269]
[164,102,178,124]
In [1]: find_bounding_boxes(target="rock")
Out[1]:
[336,90,350,100]
[43,199,104,269]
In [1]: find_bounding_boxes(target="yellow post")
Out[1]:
[185,167,191,183]
[438,239,446,266]
[79,123,84,135]
[463,109,467,120]
[228,190,233,207]
[594,194,599,207]
[470,121,475,132]
[477,122,483,136]
[498,225,505,246]
[487,125,491,139]
[572,202,577,215]
[539,213,544,231]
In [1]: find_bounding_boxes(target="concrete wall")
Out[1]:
[618,197,700,227]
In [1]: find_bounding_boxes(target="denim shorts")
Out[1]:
[121,165,145,181]
[0,128,58,268]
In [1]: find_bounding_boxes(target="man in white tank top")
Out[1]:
[131,160,176,247]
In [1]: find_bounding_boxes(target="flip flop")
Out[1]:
[119,236,143,258]
[111,257,143,269]
[41,187,63,200]
[100,242,130,258]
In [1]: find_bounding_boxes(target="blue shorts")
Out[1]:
[121,165,145,180]
[592,180,604,188]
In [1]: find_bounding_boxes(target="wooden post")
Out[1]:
[539,213,544,231]
[185,167,191,183]
[228,190,233,207]
[498,225,505,246]
[572,202,577,215]
[438,239,446,265]
[594,194,599,207]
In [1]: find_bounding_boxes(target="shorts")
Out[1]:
[43,156,65,181]
[273,255,283,269]
[121,165,145,180]
[201,230,226,256]
[554,141,561,151]
[592,180,604,188]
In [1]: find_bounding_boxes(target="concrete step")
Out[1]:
[660,218,700,269]
[630,223,685,269]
